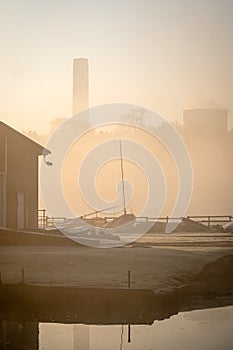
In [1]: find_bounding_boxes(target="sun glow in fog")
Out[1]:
[61,124,178,218]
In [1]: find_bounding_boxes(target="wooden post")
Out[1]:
[0,271,2,284]
[128,270,131,289]
[21,268,25,284]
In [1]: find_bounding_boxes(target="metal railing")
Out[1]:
[187,215,233,228]
[38,210,232,231]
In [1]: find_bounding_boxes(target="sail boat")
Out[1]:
[103,140,136,228]
[55,140,136,246]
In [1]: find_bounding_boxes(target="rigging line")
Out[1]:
[119,140,127,215]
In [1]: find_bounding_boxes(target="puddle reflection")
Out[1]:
[1,306,233,350]
[1,283,233,349]
[35,306,233,349]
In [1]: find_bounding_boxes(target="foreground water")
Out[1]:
[39,305,233,350]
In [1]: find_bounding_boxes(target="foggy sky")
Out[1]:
[0,0,233,133]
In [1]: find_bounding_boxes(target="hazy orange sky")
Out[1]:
[0,0,233,134]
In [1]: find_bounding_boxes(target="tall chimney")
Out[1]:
[73,58,89,114]
[73,325,90,350]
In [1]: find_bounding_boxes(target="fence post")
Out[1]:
[128,270,131,289]
[21,268,25,284]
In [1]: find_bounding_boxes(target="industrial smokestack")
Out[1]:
[73,58,89,115]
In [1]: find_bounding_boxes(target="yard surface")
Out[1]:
[0,244,232,293]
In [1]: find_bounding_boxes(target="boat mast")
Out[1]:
[119,140,127,215]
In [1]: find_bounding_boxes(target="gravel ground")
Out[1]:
[0,245,232,292]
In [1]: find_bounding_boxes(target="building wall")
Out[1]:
[0,124,42,229]
[0,135,6,227]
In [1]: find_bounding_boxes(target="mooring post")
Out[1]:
[128,270,131,289]
[21,268,25,284]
